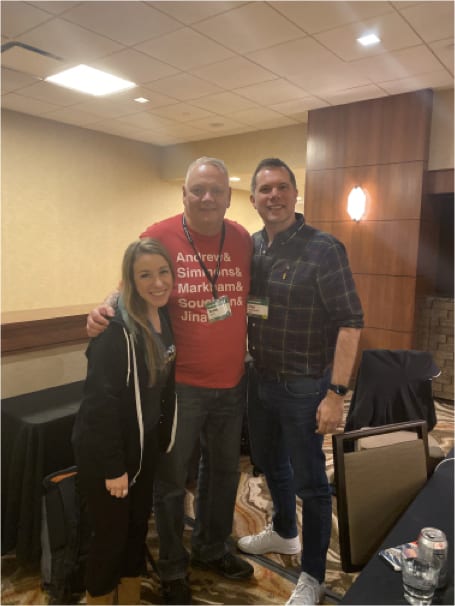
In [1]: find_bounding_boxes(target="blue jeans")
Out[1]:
[154,381,245,581]
[248,370,331,583]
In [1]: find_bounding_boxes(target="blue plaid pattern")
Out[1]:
[248,214,364,376]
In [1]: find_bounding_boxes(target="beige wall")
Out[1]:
[2,344,88,398]
[1,110,264,315]
[160,123,307,189]
[1,110,182,313]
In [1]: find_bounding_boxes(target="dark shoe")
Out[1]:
[191,552,254,580]
[161,577,192,605]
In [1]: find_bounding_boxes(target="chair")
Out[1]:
[345,349,444,466]
[332,420,429,572]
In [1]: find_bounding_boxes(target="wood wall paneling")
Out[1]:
[354,274,416,333]
[359,328,415,352]
[310,220,420,276]
[306,90,433,171]
[2,315,88,355]
[305,162,425,222]
[305,90,434,354]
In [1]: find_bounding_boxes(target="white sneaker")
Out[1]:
[237,524,301,555]
[286,572,325,605]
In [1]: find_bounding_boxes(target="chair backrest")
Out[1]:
[333,420,429,572]
[345,349,439,432]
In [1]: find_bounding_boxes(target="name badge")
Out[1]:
[205,296,232,322]
[247,296,269,319]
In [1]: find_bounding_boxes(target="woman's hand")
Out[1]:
[105,473,129,498]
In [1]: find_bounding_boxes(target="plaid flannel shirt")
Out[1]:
[248,214,364,377]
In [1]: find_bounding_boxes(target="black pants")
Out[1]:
[78,430,159,596]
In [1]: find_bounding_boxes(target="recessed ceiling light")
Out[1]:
[134,97,149,104]
[357,33,381,47]
[230,177,241,182]
[45,64,136,96]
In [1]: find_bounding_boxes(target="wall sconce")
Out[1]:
[347,186,366,221]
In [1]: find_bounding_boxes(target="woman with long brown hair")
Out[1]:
[72,238,177,604]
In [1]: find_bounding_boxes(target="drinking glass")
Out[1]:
[402,557,438,605]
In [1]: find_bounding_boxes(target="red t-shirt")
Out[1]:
[140,214,252,388]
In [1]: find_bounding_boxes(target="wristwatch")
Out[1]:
[328,383,349,396]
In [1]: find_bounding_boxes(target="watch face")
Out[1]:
[329,383,348,396]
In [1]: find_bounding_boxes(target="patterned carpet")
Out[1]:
[2,399,453,605]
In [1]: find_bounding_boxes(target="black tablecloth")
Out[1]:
[340,450,454,605]
[1,382,83,564]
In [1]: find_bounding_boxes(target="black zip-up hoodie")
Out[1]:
[72,308,176,482]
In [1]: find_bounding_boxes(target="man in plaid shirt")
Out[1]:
[238,158,364,605]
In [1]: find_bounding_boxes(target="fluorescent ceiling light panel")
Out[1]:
[134,97,149,103]
[357,33,381,47]
[230,177,241,182]
[45,64,136,96]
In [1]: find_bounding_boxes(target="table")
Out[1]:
[339,450,454,604]
[1,381,83,564]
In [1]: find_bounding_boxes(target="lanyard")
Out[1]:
[182,215,226,299]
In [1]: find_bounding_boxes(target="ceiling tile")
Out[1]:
[391,2,423,9]
[270,1,392,34]
[186,115,248,134]
[192,56,276,89]
[16,17,123,64]
[61,1,182,46]
[116,112,177,130]
[271,106,309,124]
[190,91,259,114]
[148,2,248,25]
[1,1,452,146]
[1,67,38,93]
[91,120,148,140]
[1,1,52,38]
[91,48,179,84]
[248,37,339,79]
[315,12,422,62]
[229,106,297,126]
[380,70,455,95]
[40,106,102,126]
[70,98,140,120]
[13,79,90,106]
[146,73,223,101]
[235,79,309,105]
[2,92,60,116]
[319,84,387,105]
[429,38,454,72]
[270,97,329,117]
[398,1,454,42]
[71,88,176,115]
[192,2,304,53]
[353,45,446,82]
[287,56,371,93]
[150,122,210,139]
[28,2,82,16]
[150,102,215,123]
[135,27,234,70]
[1,43,64,78]
[125,87,178,109]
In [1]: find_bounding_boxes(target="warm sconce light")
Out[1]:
[347,186,366,221]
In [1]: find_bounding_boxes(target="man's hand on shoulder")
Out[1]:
[86,304,115,338]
